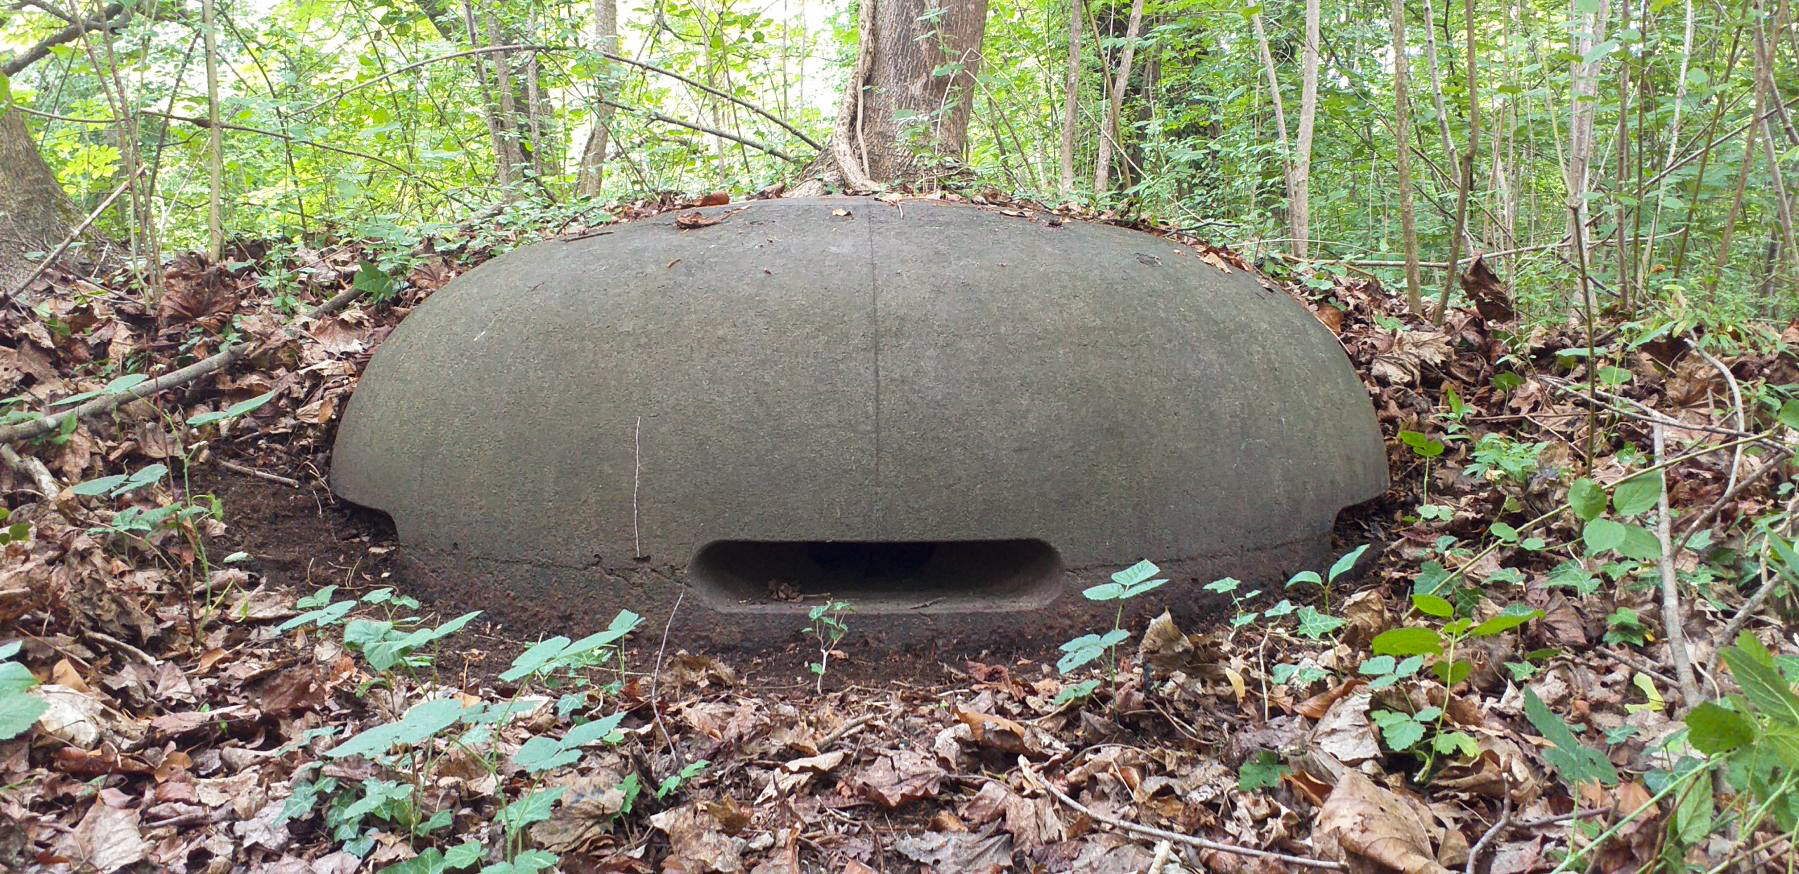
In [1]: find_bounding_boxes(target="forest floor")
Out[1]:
[2,191,1796,874]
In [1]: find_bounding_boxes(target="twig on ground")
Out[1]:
[0,343,246,445]
[88,629,160,666]
[217,459,299,488]
[1654,424,1705,712]
[1466,777,1514,874]
[1017,756,1346,870]
[648,589,686,771]
[819,712,879,750]
[1674,448,1792,555]
[1542,376,1765,440]
[1687,341,1747,494]
[1600,646,1682,690]
[2,444,61,496]
[1146,839,1174,874]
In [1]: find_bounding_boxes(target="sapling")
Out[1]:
[806,599,852,693]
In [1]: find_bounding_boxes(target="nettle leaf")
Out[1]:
[1686,702,1756,755]
[1611,473,1663,517]
[1523,687,1619,787]
[1568,478,1608,521]
[1583,518,1627,554]
[1373,628,1444,657]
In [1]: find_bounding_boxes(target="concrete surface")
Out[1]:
[330,196,1387,648]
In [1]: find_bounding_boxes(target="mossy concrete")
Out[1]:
[330,196,1386,649]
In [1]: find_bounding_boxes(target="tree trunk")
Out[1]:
[1292,0,1320,257]
[576,0,620,197]
[1250,11,1292,245]
[1564,0,1609,311]
[1391,0,1423,313]
[794,0,991,192]
[1057,0,1082,197]
[1092,0,1145,197]
[0,108,79,290]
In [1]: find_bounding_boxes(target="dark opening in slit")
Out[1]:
[688,539,1064,610]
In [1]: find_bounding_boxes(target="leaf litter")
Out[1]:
[0,190,1796,871]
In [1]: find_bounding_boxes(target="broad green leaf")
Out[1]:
[1616,524,1662,561]
[1328,545,1369,582]
[496,788,566,836]
[1433,730,1479,758]
[1471,605,1543,638]
[327,698,469,759]
[1722,636,1799,727]
[1372,627,1443,657]
[1411,594,1454,618]
[1685,701,1756,754]
[1523,687,1618,787]
[1611,474,1663,517]
[1082,582,1125,600]
[561,711,626,748]
[1359,656,1396,675]
[1111,559,1160,586]
[501,636,573,683]
[1293,606,1345,639]
[1582,518,1627,554]
[1568,478,1607,521]
[188,390,279,427]
[70,474,126,496]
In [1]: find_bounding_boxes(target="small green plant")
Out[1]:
[1286,543,1369,611]
[0,641,46,741]
[1237,750,1291,792]
[1465,433,1548,486]
[1055,559,1167,705]
[1686,632,1799,835]
[1602,607,1650,646]
[806,599,852,693]
[1361,596,1542,778]
[1398,430,1446,508]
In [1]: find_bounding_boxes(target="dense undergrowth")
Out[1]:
[2,193,1799,872]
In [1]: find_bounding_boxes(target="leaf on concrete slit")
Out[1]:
[1315,770,1453,874]
[649,802,745,874]
[855,750,946,809]
[60,797,149,874]
[890,828,1013,874]
[674,211,723,229]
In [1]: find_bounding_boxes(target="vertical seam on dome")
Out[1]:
[867,206,882,537]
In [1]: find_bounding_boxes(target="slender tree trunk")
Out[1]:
[203,0,223,259]
[1058,0,1082,197]
[577,0,620,197]
[1292,0,1321,258]
[1710,82,1763,292]
[1419,0,1458,166]
[1565,0,1610,313]
[1435,0,1478,321]
[795,0,991,191]
[1092,0,1145,196]
[487,11,525,183]
[1392,0,1423,312]
[1250,11,1292,244]
[463,2,514,189]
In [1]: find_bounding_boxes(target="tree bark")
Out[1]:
[1564,0,1609,312]
[794,0,991,192]
[576,0,620,197]
[1292,0,1321,257]
[1092,0,1145,197]
[1391,0,1423,313]
[1058,0,1082,197]
[0,107,80,290]
[1250,11,1292,242]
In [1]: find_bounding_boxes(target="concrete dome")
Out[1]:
[330,196,1386,649]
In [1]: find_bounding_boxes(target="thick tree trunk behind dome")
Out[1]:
[0,107,78,289]
[793,0,990,193]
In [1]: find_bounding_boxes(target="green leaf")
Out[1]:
[496,788,566,836]
[561,711,626,748]
[1722,635,1799,727]
[1583,518,1627,554]
[1411,594,1454,618]
[1359,656,1396,675]
[1372,627,1444,657]
[1372,711,1425,750]
[1433,730,1480,758]
[1285,570,1322,588]
[1615,524,1662,561]
[70,474,126,497]
[187,390,278,427]
[0,690,47,741]
[327,698,470,759]
[500,636,572,683]
[1328,545,1369,582]
[1780,400,1799,432]
[1237,750,1290,792]
[1111,559,1160,587]
[1082,582,1125,600]
[1611,473,1663,517]
[1471,605,1543,638]
[1686,701,1757,754]
[1569,478,1607,521]
[1489,522,1520,542]
[1523,687,1618,787]
[1293,606,1345,639]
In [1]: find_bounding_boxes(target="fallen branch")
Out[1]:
[1465,778,1513,874]
[1017,756,1346,870]
[0,343,245,446]
[218,459,299,488]
[1704,556,1789,677]
[1,444,61,496]
[1654,424,1705,712]
[1673,448,1791,555]
[1687,340,1746,494]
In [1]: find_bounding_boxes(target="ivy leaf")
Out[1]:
[1293,606,1345,639]
[1237,751,1290,792]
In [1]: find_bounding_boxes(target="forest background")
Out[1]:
[2,0,1795,319]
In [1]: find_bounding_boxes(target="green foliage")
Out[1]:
[0,641,47,741]
[805,600,853,692]
[1523,687,1619,789]
[1237,750,1290,792]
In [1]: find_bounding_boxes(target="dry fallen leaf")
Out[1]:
[1315,770,1452,874]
